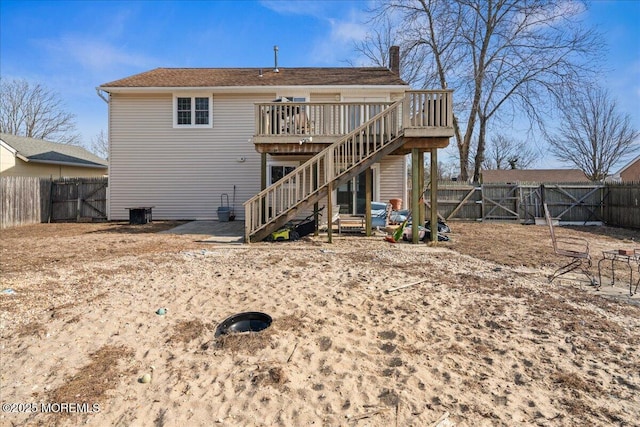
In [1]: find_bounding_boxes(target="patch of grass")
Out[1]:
[558,397,597,420]
[551,371,601,395]
[214,330,273,353]
[167,319,213,344]
[15,321,47,338]
[49,345,135,410]
[272,313,308,334]
[251,366,287,388]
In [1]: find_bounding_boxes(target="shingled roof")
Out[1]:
[1,133,107,168]
[481,169,589,184]
[100,67,407,89]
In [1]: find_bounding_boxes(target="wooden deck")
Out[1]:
[244,90,455,243]
[252,90,454,155]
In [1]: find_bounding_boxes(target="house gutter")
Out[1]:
[24,158,108,168]
[1,141,30,162]
[95,88,109,103]
[97,84,411,94]
[0,139,19,157]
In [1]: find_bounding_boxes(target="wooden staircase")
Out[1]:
[244,99,406,242]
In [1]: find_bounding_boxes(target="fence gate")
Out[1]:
[540,184,605,223]
[50,178,108,222]
[481,184,521,221]
[518,185,542,222]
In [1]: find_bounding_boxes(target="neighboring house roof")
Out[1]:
[99,67,407,89]
[481,169,589,183]
[0,133,107,168]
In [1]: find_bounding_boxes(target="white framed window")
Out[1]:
[280,96,306,103]
[270,96,309,135]
[173,94,213,128]
[268,161,298,185]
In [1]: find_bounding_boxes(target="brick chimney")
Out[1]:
[389,46,400,75]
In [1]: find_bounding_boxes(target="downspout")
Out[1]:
[95,87,110,220]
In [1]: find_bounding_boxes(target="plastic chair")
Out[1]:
[370,202,390,229]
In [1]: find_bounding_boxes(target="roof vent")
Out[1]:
[273,45,279,73]
[259,68,263,78]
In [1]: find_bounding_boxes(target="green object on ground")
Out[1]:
[392,213,411,242]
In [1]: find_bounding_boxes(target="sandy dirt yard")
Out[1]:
[0,221,639,427]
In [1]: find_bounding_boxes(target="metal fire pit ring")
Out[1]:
[214,312,272,337]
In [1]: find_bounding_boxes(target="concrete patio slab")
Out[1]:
[160,220,244,243]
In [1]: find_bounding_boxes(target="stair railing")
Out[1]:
[244,99,404,241]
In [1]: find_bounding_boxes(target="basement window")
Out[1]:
[174,94,212,128]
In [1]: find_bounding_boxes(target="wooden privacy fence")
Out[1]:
[1,176,50,228]
[423,183,482,220]
[602,182,640,229]
[422,181,639,229]
[1,177,108,229]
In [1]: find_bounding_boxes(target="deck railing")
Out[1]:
[254,90,453,138]
[245,99,405,241]
[405,90,453,128]
[255,101,394,136]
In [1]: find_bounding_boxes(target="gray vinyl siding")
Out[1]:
[108,88,408,221]
[310,93,340,102]
[109,92,274,220]
[379,156,407,208]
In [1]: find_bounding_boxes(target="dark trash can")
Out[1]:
[128,207,153,225]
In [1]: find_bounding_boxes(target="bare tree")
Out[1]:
[482,134,538,170]
[352,17,430,86]
[362,0,602,182]
[546,88,639,181]
[90,129,109,159]
[0,78,80,144]
[422,159,458,182]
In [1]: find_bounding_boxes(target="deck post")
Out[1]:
[418,151,425,227]
[411,148,420,244]
[261,153,267,224]
[313,164,319,236]
[430,148,438,242]
[327,182,333,243]
[261,152,267,190]
[244,202,251,243]
[365,167,372,236]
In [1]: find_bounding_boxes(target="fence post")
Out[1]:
[76,182,81,222]
[47,177,53,223]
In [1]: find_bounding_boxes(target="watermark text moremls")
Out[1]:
[2,402,100,413]
[40,402,100,413]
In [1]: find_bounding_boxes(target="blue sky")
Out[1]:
[1,0,638,169]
